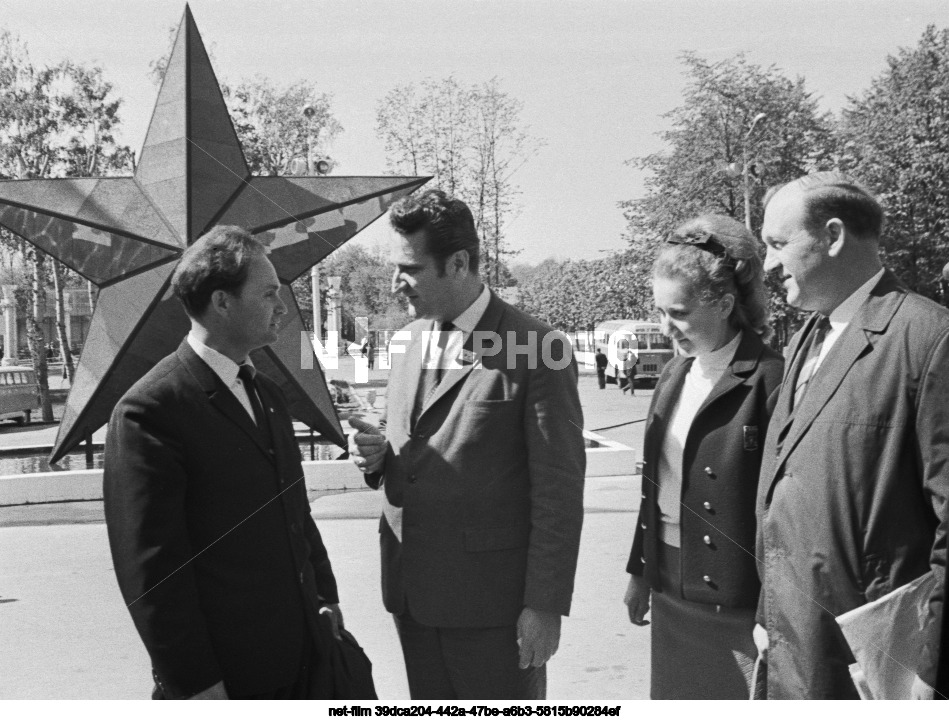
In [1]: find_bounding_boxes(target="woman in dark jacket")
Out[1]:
[624,214,783,699]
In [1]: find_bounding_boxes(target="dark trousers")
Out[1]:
[394,610,546,700]
[596,370,606,389]
[151,632,325,700]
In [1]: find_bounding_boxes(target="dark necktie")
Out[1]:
[792,315,831,410]
[238,363,272,445]
[413,320,455,426]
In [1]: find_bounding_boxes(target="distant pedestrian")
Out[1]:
[594,347,608,389]
[366,336,375,370]
[622,352,637,395]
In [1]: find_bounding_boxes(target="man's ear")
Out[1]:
[208,288,232,317]
[825,218,846,257]
[450,249,469,276]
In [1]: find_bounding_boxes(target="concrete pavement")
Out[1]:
[0,364,652,700]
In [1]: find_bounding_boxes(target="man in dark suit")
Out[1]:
[104,226,343,700]
[754,172,948,699]
[349,189,586,699]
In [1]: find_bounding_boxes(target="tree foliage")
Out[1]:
[376,76,542,288]
[0,31,132,416]
[616,53,836,347]
[513,251,653,332]
[316,244,409,336]
[839,25,949,300]
[624,52,834,239]
[228,78,342,176]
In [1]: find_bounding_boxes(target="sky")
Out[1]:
[4,0,949,264]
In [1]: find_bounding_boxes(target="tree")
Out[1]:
[839,25,949,301]
[57,62,133,382]
[0,32,68,419]
[621,52,836,347]
[376,76,542,288]
[0,32,132,415]
[228,78,342,176]
[317,244,409,336]
[513,252,653,332]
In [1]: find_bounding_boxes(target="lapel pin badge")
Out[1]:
[743,425,759,451]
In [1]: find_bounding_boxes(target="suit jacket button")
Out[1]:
[290,522,299,534]
[641,493,646,500]
[299,572,305,584]
[703,502,712,511]
[703,574,712,583]
[641,522,647,530]
[409,474,417,484]
[703,535,712,545]
[640,556,646,564]
[705,466,713,475]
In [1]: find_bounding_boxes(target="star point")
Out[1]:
[0,7,427,462]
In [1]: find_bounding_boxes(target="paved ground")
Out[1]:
[0,357,653,700]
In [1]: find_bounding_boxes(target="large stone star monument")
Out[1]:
[0,6,427,462]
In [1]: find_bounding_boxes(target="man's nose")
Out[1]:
[276,292,288,315]
[763,247,780,274]
[391,269,404,294]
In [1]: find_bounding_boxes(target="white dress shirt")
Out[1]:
[813,268,885,374]
[187,332,259,424]
[422,283,491,372]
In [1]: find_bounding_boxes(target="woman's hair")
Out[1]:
[653,214,771,340]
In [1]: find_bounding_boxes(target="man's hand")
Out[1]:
[623,575,650,626]
[348,417,386,475]
[910,674,935,700]
[753,623,769,660]
[189,680,228,700]
[516,607,561,669]
[321,603,345,641]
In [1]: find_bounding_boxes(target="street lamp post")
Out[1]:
[302,105,323,341]
[741,112,768,230]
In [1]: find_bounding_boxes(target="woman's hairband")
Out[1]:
[666,231,736,265]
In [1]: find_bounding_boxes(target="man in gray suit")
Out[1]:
[349,189,585,699]
[753,172,947,699]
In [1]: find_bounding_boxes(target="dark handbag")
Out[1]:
[324,619,378,700]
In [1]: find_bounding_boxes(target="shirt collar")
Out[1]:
[829,268,885,326]
[443,284,490,335]
[187,331,252,387]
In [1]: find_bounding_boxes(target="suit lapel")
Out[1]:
[775,322,870,464]
[397,321,428,431]
[776,313,819,430]
[177,340,276,464]
[643,355,691,480]
[420,292,505,418]
[765,271,906,493]
[693,332,761,421]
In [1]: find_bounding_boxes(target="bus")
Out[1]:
[0,366,41,424]
[571,320,675,387]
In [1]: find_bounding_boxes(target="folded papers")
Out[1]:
[836,571,936,699]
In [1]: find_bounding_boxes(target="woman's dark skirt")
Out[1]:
[650,541,757,700]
